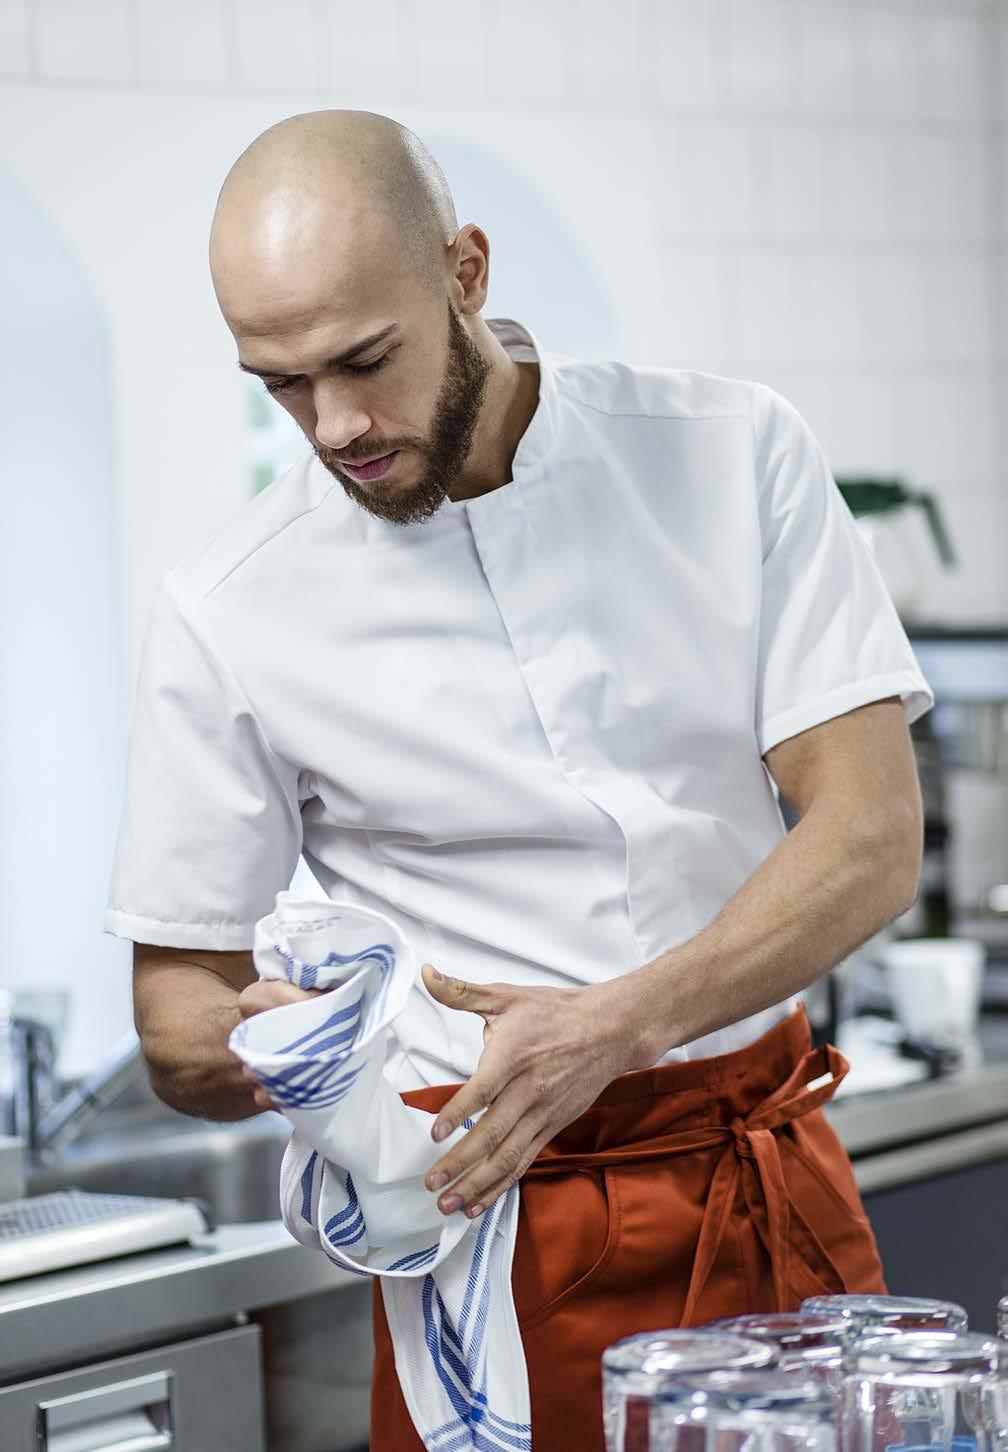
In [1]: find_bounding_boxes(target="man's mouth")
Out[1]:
[338,451,400,482]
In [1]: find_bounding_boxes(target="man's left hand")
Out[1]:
[420,963,652,1219]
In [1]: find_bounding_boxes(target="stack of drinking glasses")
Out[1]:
[601,1294,1008,1452]
[704,1312,857,1388]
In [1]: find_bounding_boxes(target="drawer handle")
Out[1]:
[37,1371,173,1452]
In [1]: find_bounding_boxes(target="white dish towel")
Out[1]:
[229,891,532,1452]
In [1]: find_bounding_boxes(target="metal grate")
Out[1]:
[0,1190,210,1281]
[0,1189,165,1240]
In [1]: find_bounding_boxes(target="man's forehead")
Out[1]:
[214,189,408,322]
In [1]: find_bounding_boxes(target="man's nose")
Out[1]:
[312,379,372,450]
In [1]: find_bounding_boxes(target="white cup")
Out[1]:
[880,937,985,1047]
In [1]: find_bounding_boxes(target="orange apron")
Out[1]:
[370,1005,885,1450]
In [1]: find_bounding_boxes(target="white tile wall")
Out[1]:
[480,0,584,108]
[889,130,988,245]
[319,2,412,106]
[855,254,930,366]
[655,119,762,239]
[918,5,990,123]
[136,0,236,90]
[760,124,834,242]
[233,0,323,92]
[646,0,719,111]
[919,252,990,366]
[793,1,860,117]
[855,4,925,118]
[995,258,1008,362]
[720,0,799,113]
[398,2,493,106]
[657,247,729,369]
[0,0,31,78]
[36,0,133,82]
[3,0,1003,611]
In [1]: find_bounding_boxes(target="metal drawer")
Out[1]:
[0,1321,265,1451]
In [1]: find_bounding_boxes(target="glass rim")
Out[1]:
[602,1329,776,1376]
[669,1368,836,1415]
[705,1311,855,1349]
[847,1330,1001,1375]
[801,1294,968,1326]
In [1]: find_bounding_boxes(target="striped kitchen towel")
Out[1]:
[229,890,531,1452]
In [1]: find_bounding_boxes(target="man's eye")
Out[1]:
[263,377,298,395]
[347,355,390,375]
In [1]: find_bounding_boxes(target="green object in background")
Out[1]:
[835,477,957,569]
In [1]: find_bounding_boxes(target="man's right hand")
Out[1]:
[236,979,327,1111]
[236,979,325,1018]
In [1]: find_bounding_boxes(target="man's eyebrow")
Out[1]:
[238,323,401,378]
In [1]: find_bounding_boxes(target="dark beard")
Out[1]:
[316,300,491,527]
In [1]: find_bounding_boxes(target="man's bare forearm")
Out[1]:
[628,794,921,1063]
[133,950,262,1122]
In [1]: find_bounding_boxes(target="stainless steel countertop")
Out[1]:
[826,1057,1008,1153]
[4,1016,1008,1381]
[0,1220,358,1382]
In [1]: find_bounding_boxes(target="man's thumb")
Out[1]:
[421,962,500,1017]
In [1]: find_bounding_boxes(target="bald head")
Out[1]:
[210,110,459,331]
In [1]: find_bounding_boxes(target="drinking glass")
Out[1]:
[801,1296,969,1334]
[602,1330,775,1452]
[842,1330,1002,1452]
[705,1312,856,1389]
[650,1369,837,1452]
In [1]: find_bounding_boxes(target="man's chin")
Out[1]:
[341,475,449,526]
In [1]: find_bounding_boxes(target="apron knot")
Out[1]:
[679,1043,850,1325]
[729,1115,755,1159]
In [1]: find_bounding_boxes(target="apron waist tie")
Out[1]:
[523,1043,850,1323]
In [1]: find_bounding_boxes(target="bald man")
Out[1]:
[107,111,932,1450]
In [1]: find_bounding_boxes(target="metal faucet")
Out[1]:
[3,1017,145,1154]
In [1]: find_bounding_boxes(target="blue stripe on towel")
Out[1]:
[322,1175,360,1234]
[422,1276,531,1452]
[275,999,361,1056]
[299,1153,318,1224]
[385,1243,440,1273]
[325,1210,366,1248]
[457,1208,495,1352]
[271,942,396,993]
[258,1057,367,1110]
[322,1177,366,1250]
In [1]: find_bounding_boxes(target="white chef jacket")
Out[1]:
[105,318,933,1089]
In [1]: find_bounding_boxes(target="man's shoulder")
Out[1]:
[168,451,338,605]
[549,352,763,426]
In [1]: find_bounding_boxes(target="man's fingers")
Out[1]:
[236,980,324,1018]
[429,1066,501,1146]
[421,963,510,1021]
[443,1127,551,1220]
[426,1078,537,1201]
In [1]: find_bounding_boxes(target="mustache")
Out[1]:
[316,445,396,465]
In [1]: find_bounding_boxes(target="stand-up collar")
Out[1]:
[485,316,558,479]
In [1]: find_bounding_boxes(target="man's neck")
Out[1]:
[448,353,541,504]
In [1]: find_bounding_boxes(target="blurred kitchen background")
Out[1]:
[1,0,1007,1077]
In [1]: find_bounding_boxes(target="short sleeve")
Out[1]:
[753,385,934,757]
[104,574,303,949]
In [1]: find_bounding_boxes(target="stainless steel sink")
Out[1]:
[25,1113,291,1224]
